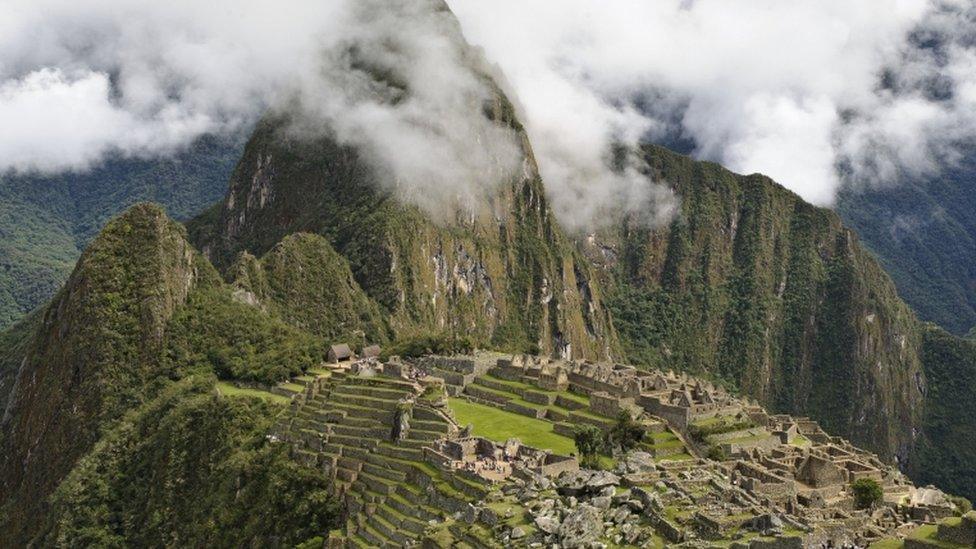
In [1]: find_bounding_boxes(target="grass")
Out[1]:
[215,381,290,404]
[449,398,576,456]
[789,433,811,447]
[906,523,959,549]
[659,452,695,462]
[279,382,306,393]
[868,539,904,549]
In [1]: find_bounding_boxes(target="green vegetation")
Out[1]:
[910,325,976,500]
[852,478,884,510]
[164,285,325,384]
[707,445,729,461]
[573,424,605,468]
[39,377,339,547]
[230,233,390,345]
[689,416,757,441]
[948,495,972,515]
[214,381,290,405]
[0,204,340,544]
[606,410,646,453]
[383,332,475,359]
[189,114,616,361]
[448,398,576,456]
[868,538,904,549]
[606,144,927,475]
[0,134,242,330]
[836,149,976,335]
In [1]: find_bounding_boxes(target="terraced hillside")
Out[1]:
[273,368,503,548]
[454,371,694,463]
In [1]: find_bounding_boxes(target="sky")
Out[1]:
[1,0,974,229]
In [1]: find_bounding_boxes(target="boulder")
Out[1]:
[559,505,604,548]
[534,515,561,535]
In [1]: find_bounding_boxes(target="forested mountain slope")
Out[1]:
[0,204,339,546]
[189,115,616,361]
[595,144,974,499]
[836,149,976,335]
[0,135,242,330]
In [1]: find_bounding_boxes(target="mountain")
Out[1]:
[0,204,340,545]
[189,112,617,361]
[592,145,925,466]
[0,1,975,543]
[0,134,243,331]
[836,148,976,335]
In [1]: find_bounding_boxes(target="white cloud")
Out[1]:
[0,0,521,221]
[2,0,974,229]
[448,0,976,206]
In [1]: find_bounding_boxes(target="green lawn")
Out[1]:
[868,538,904,549]
[449,398,577,456]
[215,381,290,404]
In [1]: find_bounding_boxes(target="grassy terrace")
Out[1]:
[467,375,609,422]
[449,398,576,456]
[215,381,290,404]
[900,520,971,549]
[481,374,591,405]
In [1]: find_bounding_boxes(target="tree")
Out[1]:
[707,445,728,461]
[851,478,883,510]
[573,425,604,468]
[607,410,646,453]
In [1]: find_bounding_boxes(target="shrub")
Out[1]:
[607,410,646,453]
[851,478,883,510]
[573,424,605,469]
[948,495,972,515]
[707,445,728,461]
[382,333,474,359]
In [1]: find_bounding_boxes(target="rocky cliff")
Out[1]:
[595,145,926,466]
[190,111,616,361]
[594,144,975,500]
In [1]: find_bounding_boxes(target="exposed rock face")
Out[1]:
[0,204,205,544]
[190,103,616,360]
[596,145,926,465]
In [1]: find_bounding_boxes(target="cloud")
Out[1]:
[447,0,976,206]
[0,0,521,221]
[3,0,974,229]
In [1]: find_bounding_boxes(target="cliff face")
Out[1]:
[0,204,204,543]
[191,114,616,361]
[595,145,926,465]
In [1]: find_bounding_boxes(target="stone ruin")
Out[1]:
[271,348,972,548]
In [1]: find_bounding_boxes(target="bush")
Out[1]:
[851,478,883,510]
[707,445,728,461]
[382,333,474,359]
[607,410,646,453]
[573,425,605,469]
[949,495,972,515]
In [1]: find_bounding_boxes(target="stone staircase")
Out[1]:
[274,369,501,548]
